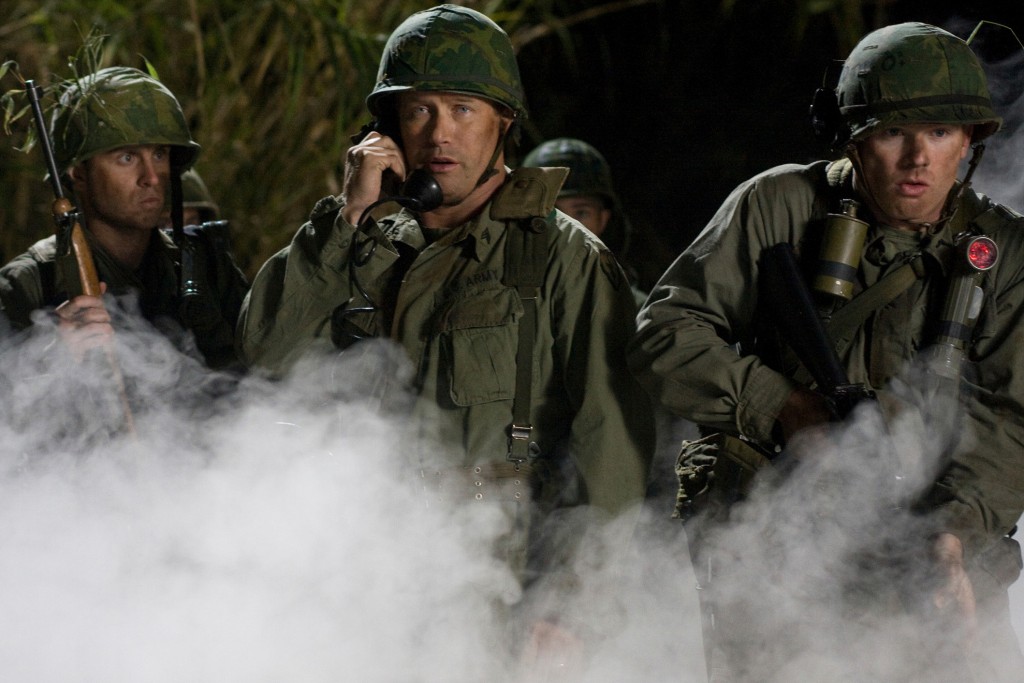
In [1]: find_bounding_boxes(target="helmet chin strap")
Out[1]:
[847,141,987,235]
[170,167,184,242]
[474,119,513,188]
[940,142,985,221]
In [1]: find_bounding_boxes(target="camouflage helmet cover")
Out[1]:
[367,4,527,119]
[837,22,1002,142]
[522,137,617,203]
[50,66,200,171]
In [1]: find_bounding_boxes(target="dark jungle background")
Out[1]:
[1,0,1021,290]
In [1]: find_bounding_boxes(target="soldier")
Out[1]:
[522,137,647,304]
[630,22,1024,682]
[162,168,221,228]
[238,3,653,673]
[0,67,249,371]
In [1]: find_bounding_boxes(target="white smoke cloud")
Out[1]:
[2,299,1021,682]
[684,359,1024,682]
[953,21,1024,664]
[0,311,703,682]
[950,18,1024,212]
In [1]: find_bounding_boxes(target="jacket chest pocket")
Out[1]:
[437,285,523,406]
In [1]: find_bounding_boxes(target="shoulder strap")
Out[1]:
[825,257,927,349]
[503,214,553,464]
[497,167,567,464]
[826,190,994,352]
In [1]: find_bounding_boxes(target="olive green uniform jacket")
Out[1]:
[239,168,653,574]
[0,226,249,370]
[630,159,1024,560]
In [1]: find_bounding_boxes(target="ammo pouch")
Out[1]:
[674,432,773,523]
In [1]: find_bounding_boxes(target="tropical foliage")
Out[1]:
[1,0,881,275]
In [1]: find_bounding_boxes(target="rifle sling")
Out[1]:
[806,193,999,380]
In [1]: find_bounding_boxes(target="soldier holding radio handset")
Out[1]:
[238,5,653,675]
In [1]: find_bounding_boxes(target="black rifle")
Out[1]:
[761,242,875,420]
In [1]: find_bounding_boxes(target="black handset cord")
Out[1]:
[348,170,444,315]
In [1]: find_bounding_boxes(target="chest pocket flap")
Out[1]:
[438,283,524,406]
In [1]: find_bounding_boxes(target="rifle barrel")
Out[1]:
[24,80,64,199]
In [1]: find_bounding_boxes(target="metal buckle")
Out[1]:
[510,423,532,441]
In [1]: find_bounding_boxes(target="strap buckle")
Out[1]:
[510,423,532,441]
[507,423,533,463]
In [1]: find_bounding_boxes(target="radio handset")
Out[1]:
[357,168,443,227]
[396,169,443,212]
[350,119,441,214]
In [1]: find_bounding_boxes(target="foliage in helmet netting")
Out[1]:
[51,65,199,173]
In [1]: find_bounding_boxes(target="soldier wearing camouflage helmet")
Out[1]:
[0,66,249,370]
[164,168,221,227]
[630,22,1024,681]
[239,5,653,673]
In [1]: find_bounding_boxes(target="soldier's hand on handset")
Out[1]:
[341,131,407,226]
[54,283,114,362]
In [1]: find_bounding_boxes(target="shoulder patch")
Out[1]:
[600,250,625,292]
[491,167,570,220]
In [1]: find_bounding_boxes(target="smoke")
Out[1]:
[687,357,1024,682]
[951,20,1024,664]
[949,17,1024,211]
[0,306,701,682]
[2,296,1022,682]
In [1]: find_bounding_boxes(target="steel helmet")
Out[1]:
[50,66,200,172]
[522,137,631,255]
[366,4,527,120]
[523,138,617,203]
[836,22,1001,143]
[181,168,219,221]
